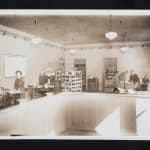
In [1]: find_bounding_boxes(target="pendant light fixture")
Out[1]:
[70,49,77,54]
[32,37,42,44]
[120,32,128,53]
[120,46,128,53]
[32,18,42,44]
[105,15,118,40]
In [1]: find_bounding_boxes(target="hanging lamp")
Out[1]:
[105,15,118,40]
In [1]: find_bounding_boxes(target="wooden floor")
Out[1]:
[60,130,100,136]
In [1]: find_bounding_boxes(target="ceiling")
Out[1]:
[0,15,149,45]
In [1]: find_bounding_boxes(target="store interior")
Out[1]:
[0,13,150,137]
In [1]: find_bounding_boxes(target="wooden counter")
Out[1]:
[0,92,149,136]
[63,92,137,136]
[0,93,67,136]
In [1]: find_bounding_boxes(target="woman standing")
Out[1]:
[14,70,25,91]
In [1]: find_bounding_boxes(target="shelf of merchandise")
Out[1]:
[65,70,82,92]
[74,64,86,91]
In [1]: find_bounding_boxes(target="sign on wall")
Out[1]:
[5,55,26,77]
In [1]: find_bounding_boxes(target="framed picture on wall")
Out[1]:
[5,55,27,77]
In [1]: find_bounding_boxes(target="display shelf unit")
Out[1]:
[103,71,118,93]
[74,64,86,91]
[55,70,65,90]
[65,70,82,92]
[103,57,118,93]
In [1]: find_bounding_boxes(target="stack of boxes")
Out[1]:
[65,70,82,92]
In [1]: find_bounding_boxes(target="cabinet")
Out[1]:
[87,77,99,92]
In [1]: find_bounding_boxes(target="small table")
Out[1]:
[7,90,23,105]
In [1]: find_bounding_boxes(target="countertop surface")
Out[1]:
[59,91,150,98]
[1,91,150,113]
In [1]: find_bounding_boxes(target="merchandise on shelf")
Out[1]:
[64,70,82,92]
[55,70,65,90]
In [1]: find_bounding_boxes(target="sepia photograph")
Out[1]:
[0,10,149,139]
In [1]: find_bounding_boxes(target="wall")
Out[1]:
[64,45,150,91]
[0,34,64,89]
[0,29,150,92]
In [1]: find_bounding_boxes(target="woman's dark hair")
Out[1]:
[15,70,22,75]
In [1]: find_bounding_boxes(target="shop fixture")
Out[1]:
[105,15,118,41]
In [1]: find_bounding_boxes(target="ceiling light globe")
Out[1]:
[70,49,76,54]
[32,38,42,44]
[120,46,128,53]
[105,32,118,40]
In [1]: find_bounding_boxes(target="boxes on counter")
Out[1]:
[64,70,82,92]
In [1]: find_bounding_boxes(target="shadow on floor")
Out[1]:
[60,130,100,136]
